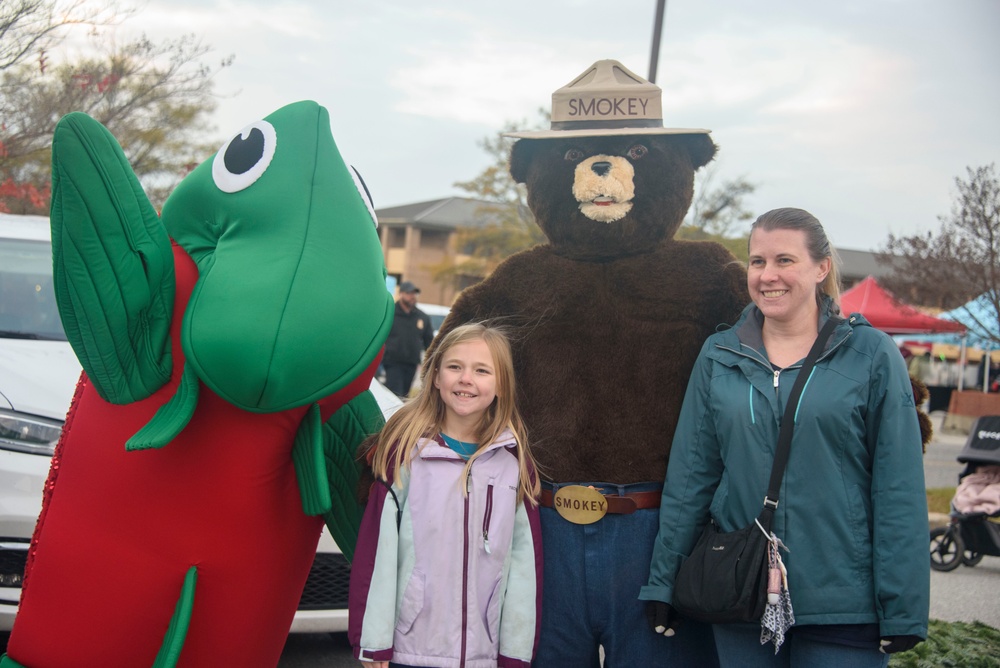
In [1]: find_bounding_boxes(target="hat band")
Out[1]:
[550,118,664,131]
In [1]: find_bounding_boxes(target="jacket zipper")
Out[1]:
[483,484,494,554]
[461,470,471,666]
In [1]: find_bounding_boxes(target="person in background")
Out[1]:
[383,280,434,397]
[642,207,929,667]
[349,322,542,668]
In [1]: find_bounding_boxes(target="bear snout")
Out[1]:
[572,155,636,223]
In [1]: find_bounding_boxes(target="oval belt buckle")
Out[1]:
[553,485,608,525]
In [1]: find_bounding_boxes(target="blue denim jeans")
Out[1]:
[713,623,889,668]
[532,482,718,668]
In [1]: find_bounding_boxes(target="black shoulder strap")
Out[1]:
[762,317,839,520]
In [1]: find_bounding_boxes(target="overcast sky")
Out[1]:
[106,0,999,252]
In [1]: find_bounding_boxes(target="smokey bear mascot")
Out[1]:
[430,60,748,666]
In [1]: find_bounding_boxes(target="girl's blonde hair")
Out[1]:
[370,322,540,505]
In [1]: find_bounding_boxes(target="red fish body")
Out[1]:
[8,246,374,667]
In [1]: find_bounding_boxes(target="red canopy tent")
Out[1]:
[839,276,967,335]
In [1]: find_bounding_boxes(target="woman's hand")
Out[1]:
[645,601,679,637]
[879,635,922,654]
[359,661,388,668]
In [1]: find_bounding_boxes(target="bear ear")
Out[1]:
[678,134,718,170]
[509,139,537,184]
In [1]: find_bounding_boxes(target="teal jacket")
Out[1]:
[641,301,929,638]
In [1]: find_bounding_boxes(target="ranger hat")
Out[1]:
[504,59,709,139]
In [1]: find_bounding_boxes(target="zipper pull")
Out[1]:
[773,368,780,388]
[483,531,491,554]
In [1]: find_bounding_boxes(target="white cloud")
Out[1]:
[38,0,999,251]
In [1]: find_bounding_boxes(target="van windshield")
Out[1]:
[0,238,66,341]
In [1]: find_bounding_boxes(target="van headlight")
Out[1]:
[0,409,63,456]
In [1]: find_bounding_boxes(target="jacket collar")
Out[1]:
[417,428,517,460]
[725,295,857,361]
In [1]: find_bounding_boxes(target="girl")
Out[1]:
[349,322,542,668]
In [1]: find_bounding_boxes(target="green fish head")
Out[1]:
[161,100,393,412]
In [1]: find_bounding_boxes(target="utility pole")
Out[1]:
[648,0,667,83]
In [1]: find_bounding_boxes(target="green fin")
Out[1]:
[0,654,27,667]
[126,363,199,451]
[292,390,385,562]
[152,566,198,668]
[293,403,330,516]
[320,390,386,563]
[50,112,175,404]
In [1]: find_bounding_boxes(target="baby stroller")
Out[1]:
[929,415,1000,571]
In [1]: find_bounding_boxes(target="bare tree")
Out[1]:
[684,163,757,238]
[1,25,232,213]
[0,0,121,72]
[430,115,547,288]
[880,164,1000,346]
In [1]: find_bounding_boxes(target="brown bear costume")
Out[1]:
[430,60,746,666]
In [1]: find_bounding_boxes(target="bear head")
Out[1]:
[510,133,716,261]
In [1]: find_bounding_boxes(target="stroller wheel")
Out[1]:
[962,550,984,567]
[929,526,964,572]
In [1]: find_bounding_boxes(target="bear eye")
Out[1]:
[564,148,585,162]
[212,120,278,193]
[627,144,648,160]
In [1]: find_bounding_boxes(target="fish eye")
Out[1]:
[212,120,277,193]
[349,165,378,228]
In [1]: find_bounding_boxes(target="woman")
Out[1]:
[641,208,929,666]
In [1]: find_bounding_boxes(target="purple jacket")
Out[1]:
[349,430,543,667]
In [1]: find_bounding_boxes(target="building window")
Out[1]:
[386,227,405,248]
[420,230,449,250]
[457,274,481,291]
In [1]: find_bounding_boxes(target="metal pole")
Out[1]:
[648,0,667,83]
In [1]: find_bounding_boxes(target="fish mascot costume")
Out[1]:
[1,101,393,667]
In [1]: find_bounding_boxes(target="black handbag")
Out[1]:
[671,318,838,624]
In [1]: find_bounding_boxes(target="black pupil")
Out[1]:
[223,127,265,174]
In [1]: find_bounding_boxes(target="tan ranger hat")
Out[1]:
[504,59,709,139]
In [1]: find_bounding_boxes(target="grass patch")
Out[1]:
[927,487,956,515]
[890,620,1000,667]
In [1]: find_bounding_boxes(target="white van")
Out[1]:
[419,303,452,337]
[0,213,399,633]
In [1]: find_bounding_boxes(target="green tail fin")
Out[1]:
[152,565,198,668]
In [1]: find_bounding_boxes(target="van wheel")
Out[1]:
[929,526,963,572]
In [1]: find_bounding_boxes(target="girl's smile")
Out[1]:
[434,339,497,431]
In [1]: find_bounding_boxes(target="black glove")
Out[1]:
[645,601,679,637]
[879,635,922,654]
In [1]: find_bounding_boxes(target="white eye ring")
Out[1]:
[212,120,277,193]
[350,165,378,228]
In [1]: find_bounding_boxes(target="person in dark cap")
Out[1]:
[382,281,434,397]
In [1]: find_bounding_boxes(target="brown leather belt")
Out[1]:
[539,487,662,515]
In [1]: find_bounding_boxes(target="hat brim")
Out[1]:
[503,126,711,139]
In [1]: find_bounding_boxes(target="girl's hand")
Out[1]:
[359,662,388,668]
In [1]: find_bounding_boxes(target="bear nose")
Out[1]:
[591,161,612,177]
